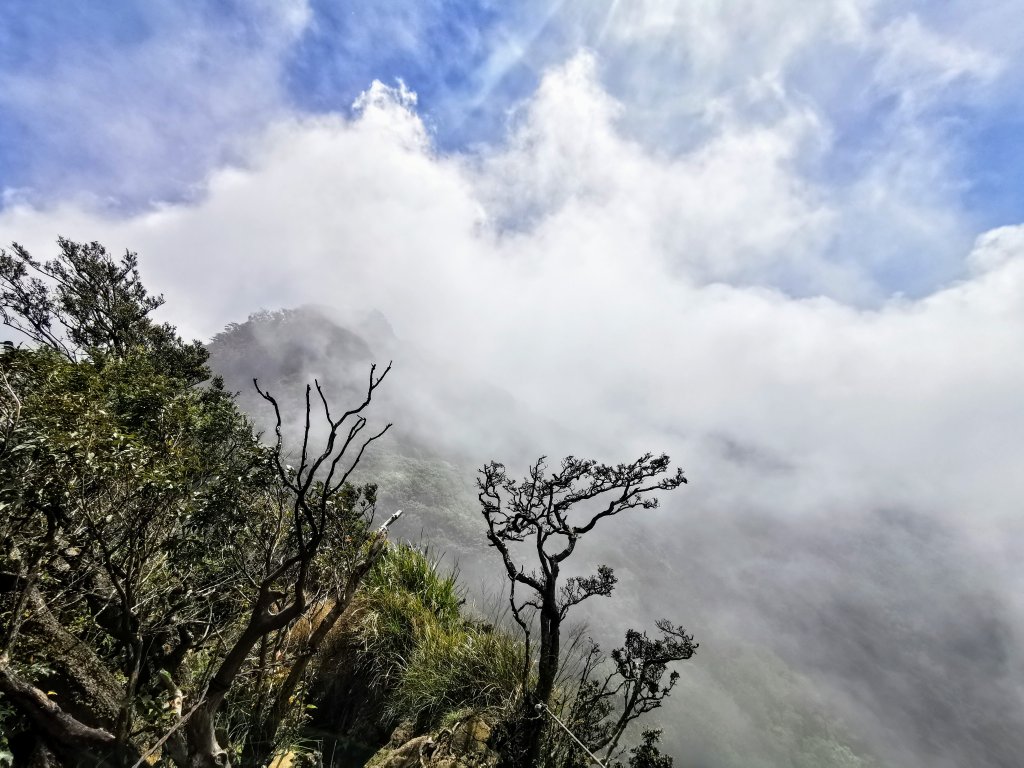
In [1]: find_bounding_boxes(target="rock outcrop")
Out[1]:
[367,715,500,768]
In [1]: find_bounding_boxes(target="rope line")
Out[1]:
[535,701,607,768]
[129,689,207,768]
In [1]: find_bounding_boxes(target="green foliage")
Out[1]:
[351,544,525,731]
[0,325,274,762]
[354,544,466,691]
[0,698,16,767]
[1,238,350,765]
[1,342,267,581]
[391,618,524,728]
[364,542,463,622]
[0,237,209,382]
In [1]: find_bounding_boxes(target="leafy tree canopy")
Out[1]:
[1,237,208,382]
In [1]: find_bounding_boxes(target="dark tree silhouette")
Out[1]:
[478,453,687,767]
[575,621,697,761]
[626,730,674,768]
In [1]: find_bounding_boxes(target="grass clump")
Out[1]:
[355,543,464,688]
[391,621,524,727]
[364,541,464,622]
[352,543,524,731]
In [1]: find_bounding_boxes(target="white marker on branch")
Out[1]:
[378,508,403,534]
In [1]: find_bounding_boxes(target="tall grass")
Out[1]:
[353,543,464,689]
[350,543,525,730]
[391,621,524,727]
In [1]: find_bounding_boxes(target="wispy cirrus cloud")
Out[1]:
[0,0,310,209]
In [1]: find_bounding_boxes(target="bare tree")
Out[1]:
[181,368,394,768]
[477,453,687,767]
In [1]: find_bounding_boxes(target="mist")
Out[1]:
[3,4,1024,765]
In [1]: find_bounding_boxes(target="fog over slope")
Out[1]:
[4,29,1024,768]
[206,302,1023,768]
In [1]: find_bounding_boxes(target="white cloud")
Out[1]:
[874,14,1002,107]
[5,56,1021,546]
[528,0,1011,301]
[969,224,1024,274]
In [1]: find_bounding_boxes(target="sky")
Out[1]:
[2,2,1024,767]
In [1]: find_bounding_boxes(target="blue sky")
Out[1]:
[0,1,543,206]
[284,0,542,144]
[2,0,1020,240]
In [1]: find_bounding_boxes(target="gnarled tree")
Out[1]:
[477,454,688,767]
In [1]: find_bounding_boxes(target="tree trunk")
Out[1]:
[1,512,54,661]
[518,607,560,768]
[0,661,140,766]
[245,541,386,767]
[26,739,62,768]
[184,699,230,768]
[184,581,305,768]
[0,574,122,726]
